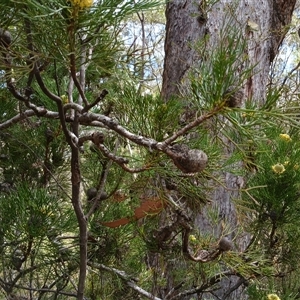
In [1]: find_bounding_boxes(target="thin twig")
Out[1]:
[169,271,237,300]
[69,52,88,107]
[82,89,109,113]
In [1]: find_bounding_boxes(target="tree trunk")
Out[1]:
[161,0,296,299]
[163,0,295,102]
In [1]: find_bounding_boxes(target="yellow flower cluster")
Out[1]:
[272,163,285,174]
[70,0,93,9]
[267,294,281,300]
[279,133,292,142]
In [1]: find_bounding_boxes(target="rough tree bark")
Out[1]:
[161,0,296,299]
[162,0,296,102]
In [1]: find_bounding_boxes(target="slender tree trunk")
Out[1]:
[161,0,296,299]
[161,0,207,100]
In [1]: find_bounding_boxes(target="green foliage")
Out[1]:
[113,89,182,141]
[1,183,75,237]
[0,183,77,296]
[1,0,300,299]
[0,118,67,185]
[0,0,167,298]
[240,126,300,295]
[79,15,300,299]
[189,20,250,110]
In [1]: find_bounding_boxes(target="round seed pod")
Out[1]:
[218,237,233,251]
[0,28,12,48]
[99,191,108,200]
[224,89,243,108]
[170,144,208,173]
[86,187,107,201]
[86,187,97,200]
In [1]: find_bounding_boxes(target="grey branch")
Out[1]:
[80,112,158,148]
[0,104,212,174]
[88,262,162,300]
[95,143,150,173]
[156,103,223,150]
[64,102,84,113]
[0,109,58,130]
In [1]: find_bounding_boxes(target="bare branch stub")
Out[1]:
[91,132,105,145]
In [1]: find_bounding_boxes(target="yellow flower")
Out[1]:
[267,294,281,300]
[70,0,93,9]
[61,95,69,104]
[38,205,54,218]
[279,133,292,142]
[272,163,285,174]
[189,235,197,242]
[241,112,254,118]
